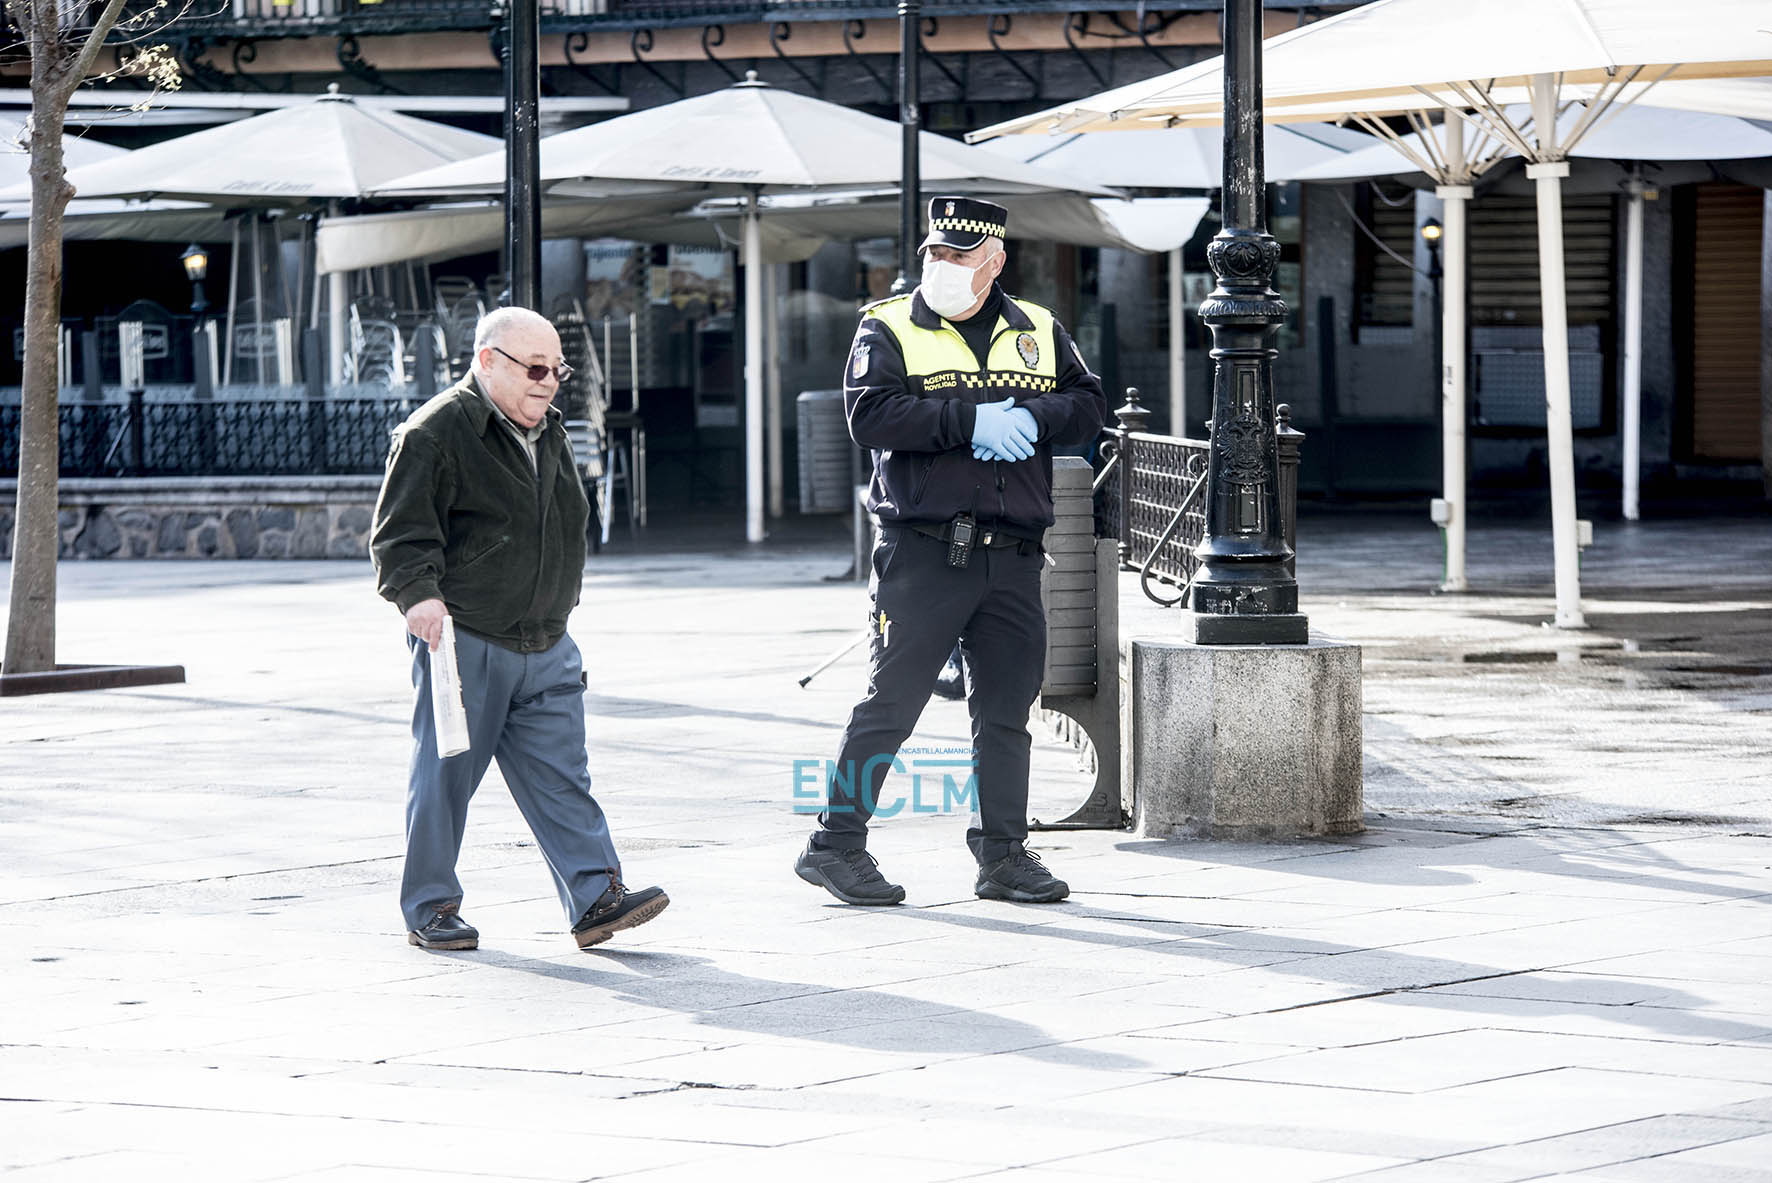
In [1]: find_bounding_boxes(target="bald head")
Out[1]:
[472,307,564,429]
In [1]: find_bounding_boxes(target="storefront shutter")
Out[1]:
[1690,183,1764,463]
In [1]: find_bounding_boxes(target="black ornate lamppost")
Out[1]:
[1190,0,1308,645]
[892,0,921,295]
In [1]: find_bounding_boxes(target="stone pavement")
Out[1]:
[2,510,1770,1182]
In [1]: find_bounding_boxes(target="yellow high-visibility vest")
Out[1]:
[866,294,1060,397]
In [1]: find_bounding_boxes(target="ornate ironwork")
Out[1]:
[915,14,965,97]
[768,21,822,91]
[629,27,687,97]
[175,35,235,92]
[562,31,621,93]
[839,18,889,101]
[229,40,295,92]
[1060,12,1106,88]
[699,22,742,82]
[0,398,419,478]
[337,34,403,94]
[112,0,1266,43]
[984,13,1039,99]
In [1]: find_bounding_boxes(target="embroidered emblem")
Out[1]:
[1015,332,1040,369]
[850,343,870,381]
[1070,339,1088,370]
[944,201,955,216]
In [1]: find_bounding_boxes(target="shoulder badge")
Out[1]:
[850,342,871,382]
[1015,332,1040,369]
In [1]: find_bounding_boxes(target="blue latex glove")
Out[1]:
[970,398,1037,462]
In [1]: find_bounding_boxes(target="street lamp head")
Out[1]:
[1419,218,1443,244]
[180,243,209,283]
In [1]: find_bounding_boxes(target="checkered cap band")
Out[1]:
[930,216,1007,240]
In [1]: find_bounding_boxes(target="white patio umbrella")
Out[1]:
[1,114,127,185]
[973,0,1772,629]
[978,121,1372,436]
[380,71,1117,544]
[18,86,503,388]
[1294,96,1772,526]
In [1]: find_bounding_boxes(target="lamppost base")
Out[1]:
[1192,611,1309,646]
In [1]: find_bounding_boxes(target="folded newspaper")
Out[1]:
[431,617,472,758]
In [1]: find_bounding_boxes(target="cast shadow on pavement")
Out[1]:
[477,946,1149,1070]
[883,899,1772,1049]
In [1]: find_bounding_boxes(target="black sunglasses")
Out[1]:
[492,345,573,385]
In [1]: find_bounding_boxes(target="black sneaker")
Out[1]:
[975,849,1070,903]
[794,840,906,905]
[408,908,479,950]
[572,879,669,949]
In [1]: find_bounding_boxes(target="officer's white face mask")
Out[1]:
[919,250,997,320]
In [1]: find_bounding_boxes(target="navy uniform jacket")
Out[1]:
[844,285,1106,535]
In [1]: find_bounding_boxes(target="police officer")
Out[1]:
[794,196,1107,906]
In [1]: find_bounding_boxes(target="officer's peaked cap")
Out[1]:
[918,196,1008,253]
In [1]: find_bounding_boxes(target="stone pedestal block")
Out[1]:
[1123,637,1363,839]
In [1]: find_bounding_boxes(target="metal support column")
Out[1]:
[895,0,921,293]
[504,0,542,310]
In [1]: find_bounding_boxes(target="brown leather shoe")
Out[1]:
[572,880,669,949]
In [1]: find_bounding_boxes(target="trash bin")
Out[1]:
[796,389,852,513]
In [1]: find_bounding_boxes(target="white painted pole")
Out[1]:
[223,218,241,386]
[250,211,266,385]
[744,193,765,543]
[1168,245,1186,435]
[765,260,784,518]
[1622,179,1645,522]
[1528,153,1586,630]
[328,270,348,388]
[1437,180,1472,592]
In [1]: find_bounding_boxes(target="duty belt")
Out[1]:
[905,521,1040,554]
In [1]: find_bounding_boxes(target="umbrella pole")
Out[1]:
[1437,179,1472,592]
[329,270,349,388]
[765,259,783,518]
[1168,246,1185,434]
[1622,177,1645,522]
[1527,154,1585,630]
[223,218,241,387]
[252,211,266,385]
[745,192,765,543]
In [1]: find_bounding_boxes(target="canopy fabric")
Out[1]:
[14,87,500,204]
[0,116,127,190]
[377,72,1117,200]
[313,191,1211,274]
[975,123,1371,188]
[314,195,818,274]
[0,199,227,249]
[973,0,1772,138]
[1293,100,1772,184]
[719,192,1212,253]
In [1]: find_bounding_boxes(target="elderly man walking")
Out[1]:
[371,306,667,952]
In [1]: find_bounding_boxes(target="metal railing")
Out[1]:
[1094,388,1302,608]
[0,397,416,478]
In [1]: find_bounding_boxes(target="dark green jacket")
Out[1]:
[371,378,588,653]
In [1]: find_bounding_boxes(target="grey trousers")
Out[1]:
[401,629,620,931]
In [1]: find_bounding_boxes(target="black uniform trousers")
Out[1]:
[813,525,1046,864]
